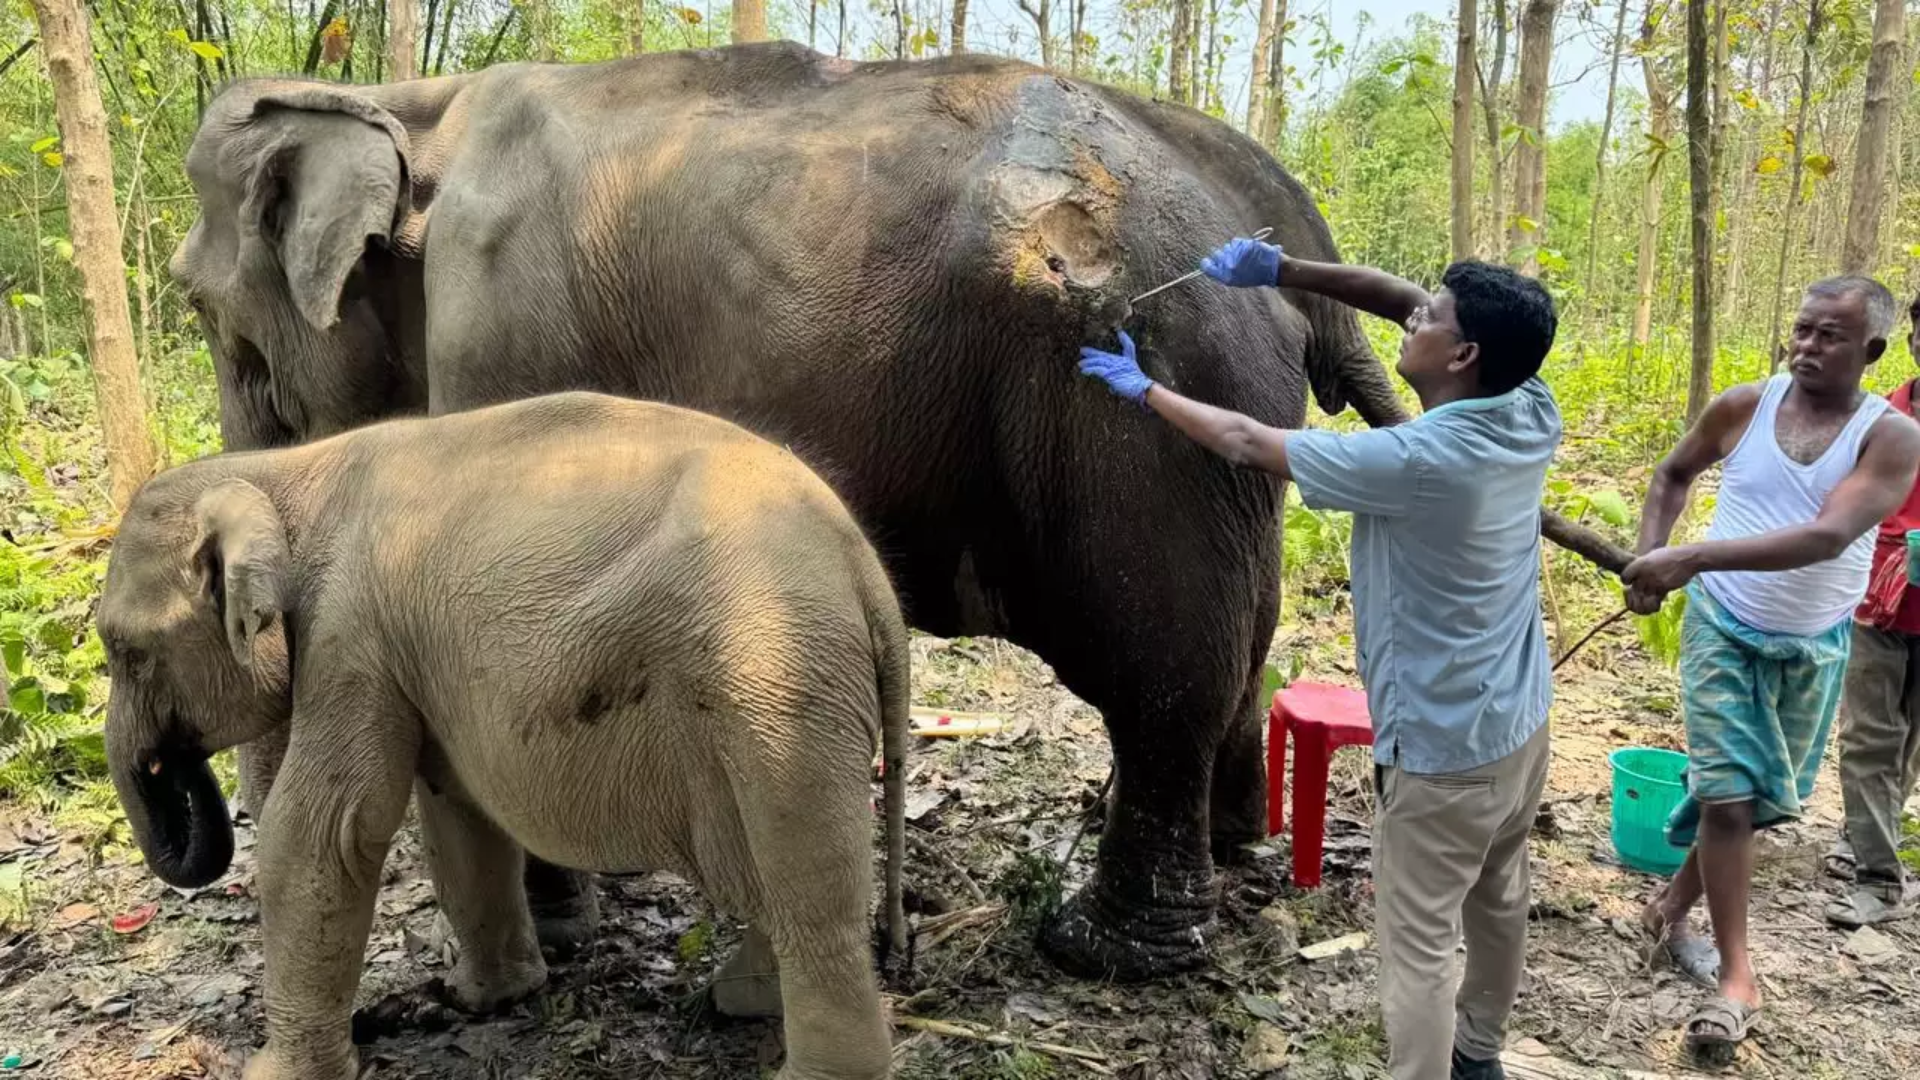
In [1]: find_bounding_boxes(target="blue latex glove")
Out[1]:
[1078,330,1154,406]
[1201,236,1284,288]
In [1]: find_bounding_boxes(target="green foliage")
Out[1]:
[0,536,109,803]
[992,850,1065,934]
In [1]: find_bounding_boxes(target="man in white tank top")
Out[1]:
[1622,277,1920,1058]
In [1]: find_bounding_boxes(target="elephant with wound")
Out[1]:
[98,392,910,1080]
[171,41,1622,979]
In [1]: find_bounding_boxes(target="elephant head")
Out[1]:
[99,475,295,889]
[169,82,422,450]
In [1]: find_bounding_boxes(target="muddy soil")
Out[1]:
[1,607,1915,1079]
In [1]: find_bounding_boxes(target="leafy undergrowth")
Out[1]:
[1,609,1916,1079]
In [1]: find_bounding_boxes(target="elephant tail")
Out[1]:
[869,574,911,966]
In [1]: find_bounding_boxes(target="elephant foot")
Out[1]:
[524,862,600,960]
[712,929,783,1019]
[1210,821,1266,867]
[1038,868,1216,982]
[446,950,548,1015]
[242,1041,357,1080]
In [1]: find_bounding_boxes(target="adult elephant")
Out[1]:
[170,42,1620,980]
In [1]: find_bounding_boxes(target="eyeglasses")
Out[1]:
[1406,304,1463,342]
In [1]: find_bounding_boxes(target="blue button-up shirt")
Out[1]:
[1287,377,1562,774]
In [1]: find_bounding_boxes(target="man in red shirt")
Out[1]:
[1829,291,1920,927]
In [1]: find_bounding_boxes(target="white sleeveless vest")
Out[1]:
[1699,374,1891,636]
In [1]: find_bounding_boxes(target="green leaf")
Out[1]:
[1804,153,1836,178]
[1,632,25,678]
[10,677,46,716]
[1513,215,1540,234]
[167,28,190,44]
[1756,156,1784,175]
[1907,244,1920,259]
[188,40,224,61]
[1239,992,1289,1024]
[10,292,43,309]
[1586,489,1632,528]
[53,239,73,262]
[39,151,63,168]
[28,136,57,154]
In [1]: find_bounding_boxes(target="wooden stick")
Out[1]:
[893,1015,1111,1070]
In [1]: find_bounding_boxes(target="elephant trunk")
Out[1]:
[109,711,235,890]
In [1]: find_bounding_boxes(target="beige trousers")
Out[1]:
[1373,724,1551,1080]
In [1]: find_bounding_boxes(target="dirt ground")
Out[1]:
[1,601,1916,1080]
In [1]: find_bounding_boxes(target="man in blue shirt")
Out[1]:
[1079,242,1562,1080]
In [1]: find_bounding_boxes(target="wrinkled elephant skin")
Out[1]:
[171,43,1412,979]
[99,393,910,1080]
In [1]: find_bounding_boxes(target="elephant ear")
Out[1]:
[241,88,414,332]
[190,479,291,672]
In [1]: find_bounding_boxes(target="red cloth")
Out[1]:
[1857,379,1920,633]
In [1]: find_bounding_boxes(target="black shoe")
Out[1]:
[1451,1047,1507,1080]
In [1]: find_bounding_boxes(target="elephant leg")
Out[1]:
[712,925,783,1019]
[1210,642,1280,864]
[244,717,414,1080]
[1005,414,1281,981]
[235,723,290,822]
[416,780,548,1012]
[522,857,599,959]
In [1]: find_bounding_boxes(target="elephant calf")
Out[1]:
[97,391,909,1080]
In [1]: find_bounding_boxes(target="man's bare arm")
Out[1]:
[1673,412,1920,574]
[1276,258,1432,328]
[1635,384,1764,556]
[1145,385,1293,478]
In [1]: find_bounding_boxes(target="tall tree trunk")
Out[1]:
[1261,0,1290,145]
[732,0,765,42]
[1632,4,1673,353]
[1018,0,1053,67]
[1187,0,1202,103]
[1202,0,1220,110]
[951,0,967,51]
[433,0,456,69]
[1070,0,1085,72]
[1452,0,1478,261]
[1509,0,1558,270]
[837,0,846,57]
[1684,0,1714,421]
[28,0,156,508]
[1169,0,1193,102]
[1707,0,1730,319]
[1766,0,1824,369]
[1583,0,1630,289]
[388,0,416,79]
[633,0,647,53]
[1841,0,1906,273]
[1247,0,1279,135]
[1480,0,1509,260]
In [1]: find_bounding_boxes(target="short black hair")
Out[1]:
[1441,260,1558,395]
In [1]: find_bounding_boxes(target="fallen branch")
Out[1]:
[914,901,1008,951]
[905,828,988,906]
[893,1015,1110,1071]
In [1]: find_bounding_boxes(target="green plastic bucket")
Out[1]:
[1608,747,1691,875]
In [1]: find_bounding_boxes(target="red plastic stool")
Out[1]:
[1267,681,1375,888]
